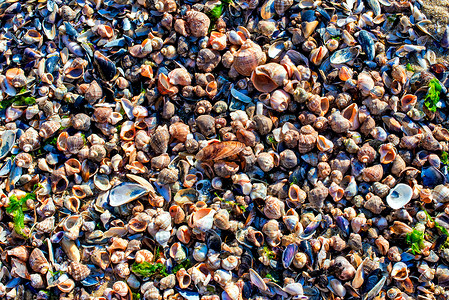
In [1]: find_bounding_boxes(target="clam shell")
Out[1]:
[386,183,413,209]
[108,182,149,207]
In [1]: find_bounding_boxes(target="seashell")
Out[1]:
[274,0,293,15]
[298,125,318,153]
[357,72,375,97]
[209,31,227,51]
[329,111,351,134]
[29,248,50,274]
[191,208,215,232]
[97,24,114,38]
[253,115,273,135]
[432,185,449,203]
[158,73,178,96]
[168,68,192,86]
[379,143,396,164]
[109,182,148,207]
[128,216,148,233]
[157,274,176,291]
[197,48,221,72]
[270,89,290,112]
[91,249,110,270]
[134,250,154,264]
[330,256,356,281]
[39,120,60,140]
[257,152,275,172]
[169,205,186,224]
[330,46,360,65]
[68,261,91,281]
[310,46,328,65]
[58,279,75,293]
[292,252,308,269]
[391,65,407,85]
[94,51,117,81]
[400,94,417,112]
[157,168,179,184]
[113,281,130,297]
[176,268,192,289]
[288,184,307,205]
[249,268,268,291]
[329,278,346,298]
[186,11,210,38]
[170,242,187,263]
[214,209,230,230]
[329,182,344,202]
[391,262,409,281]
[362,164,383,182]
[15,153,32,168]
[6,68,26,87]
[169,122,190,142]
[316,135,333,152]
[196,141,245,161]
[149,125,170,154]
[386,183,413,209]
[263,196,285,219]
[307,95,329,116]
[193,243,208,262]
[341,103,359,130]
[251,63,288,93]
[357,143,376,164]
[7,246,28,262]
[30,273,44,289]
[308,182,328,209]
[233,40,265,76]
[222,255,239,271]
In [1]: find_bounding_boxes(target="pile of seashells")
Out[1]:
[1,0,449,299]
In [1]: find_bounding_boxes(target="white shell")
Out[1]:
[249,268,267,291]
[108,182,148,207]
[386,183,413,209]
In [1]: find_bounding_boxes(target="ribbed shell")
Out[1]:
[39,120,61,139]
[68,261,91,281]
[274,0,293,15]
[149,125,169,154]
[297,125,318,153]
[18,127,40,152]
[233,40,264,76]
[186,11,210,38]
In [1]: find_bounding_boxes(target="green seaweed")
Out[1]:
[0,89,36,110]
[263,245,276,260]
[6,193,36,238]
[405,229,425,254]
[207,4,224,23]
[171,258,191,274]
[132,292,141,299]
[206,0,233,24]
[265,272,280,283]
[406,63,414,72]
[442,151,449,165]
[131,261,168,277]
[424,78,442,112]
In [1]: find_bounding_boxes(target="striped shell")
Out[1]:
[274,0,293,15]
[233,40,265,76]
[67,261,91,281]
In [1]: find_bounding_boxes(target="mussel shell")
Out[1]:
[330,46,361,65]
[205,229,222,252]
[421,166,446,188]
